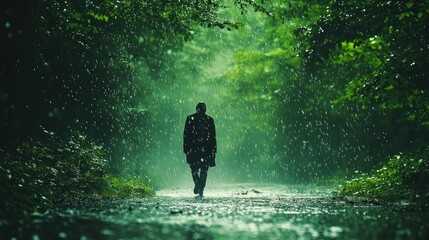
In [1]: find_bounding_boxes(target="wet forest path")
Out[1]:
[3,184,428,239]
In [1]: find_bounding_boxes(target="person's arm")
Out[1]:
[210,118,217,157]
[183,117,190,154]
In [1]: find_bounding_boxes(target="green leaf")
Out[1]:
[406,2,414,8]
[385,85,394,91]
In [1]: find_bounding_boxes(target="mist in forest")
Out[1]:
[131,12,278,187]
[2,0,428,194]
[2,3,429,236]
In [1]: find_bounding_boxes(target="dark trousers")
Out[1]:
[190,160,209,193]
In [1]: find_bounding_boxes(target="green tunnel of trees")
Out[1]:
[1,0,428,217]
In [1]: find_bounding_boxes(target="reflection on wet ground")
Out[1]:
[1,184,428,239]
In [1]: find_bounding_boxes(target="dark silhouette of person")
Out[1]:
[183,102,216,197]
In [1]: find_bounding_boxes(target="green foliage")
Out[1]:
[297,0,429,133]
[2,0,428,191]
[233,0,283,20]
[283,0,429,179]
[339,149,429,204]
[222,0,356,181]
[1,0,276,177]
[223,0,325,120]
[0,131,153,220]
[221,0,428,184]
[101,175,154,199]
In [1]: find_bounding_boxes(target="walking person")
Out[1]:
[183,102,217,197]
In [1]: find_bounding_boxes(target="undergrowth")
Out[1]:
[338,148,429,205]
[0,130,154,220]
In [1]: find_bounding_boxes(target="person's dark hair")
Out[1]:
[196,102,206,114]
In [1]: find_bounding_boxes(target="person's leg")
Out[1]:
[198,162,209,196]
[190,163,200,194]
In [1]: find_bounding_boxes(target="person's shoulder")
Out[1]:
[206,115,214,121]
[186,113,198,120]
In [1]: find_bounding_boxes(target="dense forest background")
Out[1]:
[1,0,428,211]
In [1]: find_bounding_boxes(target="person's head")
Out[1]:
[196,102,206,114]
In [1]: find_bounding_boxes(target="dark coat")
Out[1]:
[183,112,217,167]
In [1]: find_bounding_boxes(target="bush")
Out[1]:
[0,130,153,220]
[101,175,154,199]
[338,148,429,204]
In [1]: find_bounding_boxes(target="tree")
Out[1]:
[297,0,429,158]
[0,0,273,177]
